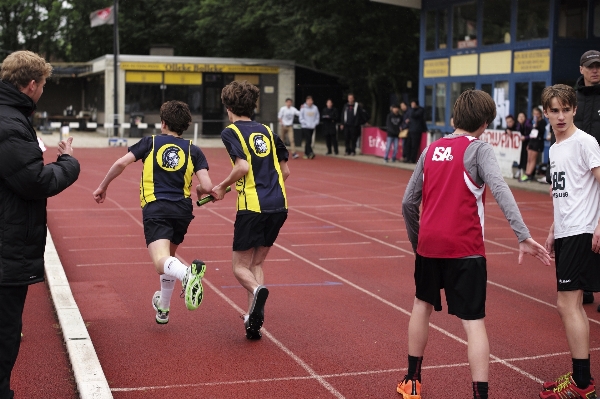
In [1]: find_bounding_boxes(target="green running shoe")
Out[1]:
[152,291,169,324]
[181,260,206,310]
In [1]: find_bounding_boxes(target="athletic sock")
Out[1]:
[407,355,423,382]
[472,381,488,399]
[163,257,188,281]
[573,357,591,389]
[159,275,176,310]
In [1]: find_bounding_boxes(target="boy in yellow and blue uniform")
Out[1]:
[211,80,290,340]
[93,100,214,324]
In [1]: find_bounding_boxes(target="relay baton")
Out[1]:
[196,186,231,207]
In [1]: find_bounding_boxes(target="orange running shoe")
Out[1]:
[397,376,421,399]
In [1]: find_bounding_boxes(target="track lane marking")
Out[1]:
[110,347,600,392]
[81,189,346,399]
[208,208,544,385]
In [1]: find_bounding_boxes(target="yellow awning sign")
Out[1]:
[121,62,279,74]
[423,58,449,78]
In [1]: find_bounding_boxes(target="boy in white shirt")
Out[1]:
[541,84,600,399]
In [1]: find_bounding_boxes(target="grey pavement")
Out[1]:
[37,130,551,195]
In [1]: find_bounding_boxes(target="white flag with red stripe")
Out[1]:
[90,6,114,28]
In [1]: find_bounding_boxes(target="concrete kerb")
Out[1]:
[44,228,113,399]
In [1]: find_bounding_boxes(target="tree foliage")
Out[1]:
[0,0,419,123]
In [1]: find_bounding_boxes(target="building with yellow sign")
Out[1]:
[374,0,600,133]
[38,54,343,136]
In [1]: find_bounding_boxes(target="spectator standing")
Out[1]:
[299,96,319,159]
[321,99,338,155]
[515,112,532,178]
[278,98,300,159]
[574,50,600,307]
[520,107,547,182]
[405,99,427,163]
[0,51,80,399]
[384,104,402,162]
[399,102,409,161]
[341,93,368,156]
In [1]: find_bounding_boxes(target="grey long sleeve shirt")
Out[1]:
[402,135,531,253]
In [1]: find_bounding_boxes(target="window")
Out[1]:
[125,84,162,113]
[492,81,509,129]
[451,81,475,110]
[515,82,529,116]
[425,9,449,51]
[426,10,436,51]
[453,2,478,49]
[483,0,512,45]
[531,81,546,111]
[516,0,550,41]
[425,85,433,123]
[558,0,588,39]
[594,0,600,37]
[165,86,202,114]
[435,83,446,125]
[481,83,493,97]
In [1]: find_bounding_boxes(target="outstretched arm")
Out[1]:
[211,157,249,200]
[93,152,136,203]
[195,169,213,198]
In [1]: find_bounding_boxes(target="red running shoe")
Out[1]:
[539,375,597,398]
[543,372,595,391]
[397,376,421,399]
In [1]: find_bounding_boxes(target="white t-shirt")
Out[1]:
[549,129,600,238]
[278,106,299,126]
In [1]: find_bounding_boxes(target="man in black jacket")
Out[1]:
[572,50,600,308]
[0,50,80,399]
[340,93,368,156]
[405,99,427,163]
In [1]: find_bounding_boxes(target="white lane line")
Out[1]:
[286,209,546,384]
[291,209,413,256]
[45,229,113,399]
[280,230,341,235]
[111,347,600,392]
[196,277,345,399]
[56,224,132,228]
[486,252,515,255]
[319,255,405,261]
[77,262,149,267]
[69,247,145,252]
[86,191,345,399]
[292,242,371,247]
[364,229,405,232]
[179,245,232,249]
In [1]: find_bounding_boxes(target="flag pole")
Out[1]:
[113,0,119,137]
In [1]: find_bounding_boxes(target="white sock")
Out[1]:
[160,275,176,310]
[163,257,188,281]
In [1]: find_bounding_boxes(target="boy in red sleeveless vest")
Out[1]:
[400,90,551,399]
[93,101,214,324]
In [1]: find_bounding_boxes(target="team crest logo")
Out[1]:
[249,133,271,157]
[156,144,185,171]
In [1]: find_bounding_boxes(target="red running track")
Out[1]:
[17,146,600,398]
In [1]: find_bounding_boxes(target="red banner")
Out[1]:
[361,127,388,157]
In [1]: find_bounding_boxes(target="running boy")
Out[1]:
[400,90,551,399]
[93,100,213,324]
[211,80,290,340]
[540,84,600,399]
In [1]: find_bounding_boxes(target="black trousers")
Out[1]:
[344,125,360,154]
[302,128,314,156]
[407,131,422,163]
[0,285,28,399]
[325,134,338,154]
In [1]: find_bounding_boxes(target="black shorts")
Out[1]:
[555,233,600,292]
[143,218,192,246]
[527,140,544,152]
[414,254,487,320]
[233,212,287,251]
